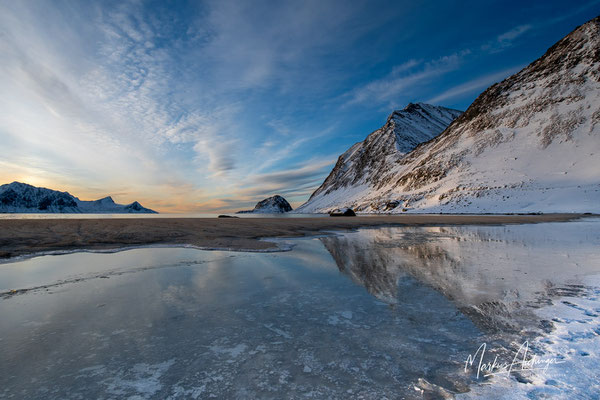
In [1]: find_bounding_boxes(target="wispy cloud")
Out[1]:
[480,0,600,54]
[543,0,600,25]
[197,0,389,91]
[208,157,336,211]
[497,25,532,43]
[426,66,524,104]
[342,51,470,108]
[346,20,542,110]
[480,24,533,53]
[0,0,245,199]
[249,158,335,187]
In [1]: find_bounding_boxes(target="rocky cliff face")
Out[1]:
[296,103,461,213]
[298,16,600,214]
[238,195,293,213]
[0,182,157,213]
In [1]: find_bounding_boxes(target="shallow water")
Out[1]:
[0,212,330,219]
[0,219,599,399]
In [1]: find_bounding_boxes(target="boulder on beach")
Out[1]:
[329,208,356,217]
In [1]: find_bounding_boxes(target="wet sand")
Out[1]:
[0,214,587,260]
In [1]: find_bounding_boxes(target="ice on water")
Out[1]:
[0,218,599,399]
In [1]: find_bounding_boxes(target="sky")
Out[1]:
[1,0,599,213]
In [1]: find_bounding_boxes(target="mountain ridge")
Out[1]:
[297,16,600,214]
[0,182,157,213]
[298,103,462,212]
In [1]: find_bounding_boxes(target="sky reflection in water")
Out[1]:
[0,219,599,399]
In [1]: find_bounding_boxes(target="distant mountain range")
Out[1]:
[297,16,600,214]
[0,182,157,213]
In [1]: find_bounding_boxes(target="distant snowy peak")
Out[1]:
[238,195,293,214]
[298,103,461,210]
[298,16,600,214]
[0,182,78,213]
[123,201,154,213]
[93,196,116,205]
[0,182,157,213]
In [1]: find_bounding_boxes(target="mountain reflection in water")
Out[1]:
[321,222,600,335]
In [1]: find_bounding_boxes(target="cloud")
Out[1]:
[481,1,600,55]
[343,51,470,107]
[0,0,246,201]
[251,122,339,175]
[497,24,532,44]
[426,66,524,104]
[543,0,600,25]
[206,157,336,212]
[390,59,421,75]
[250,158,334,186]
[197,0,383,91]
[479,24,533,53]
[194,137,238,175]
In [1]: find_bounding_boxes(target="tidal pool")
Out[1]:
[1,219,599,399]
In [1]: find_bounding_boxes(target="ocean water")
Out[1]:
[0,219,599,399]
[0,212,331,219]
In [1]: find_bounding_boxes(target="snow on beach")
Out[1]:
[460,275,600,399]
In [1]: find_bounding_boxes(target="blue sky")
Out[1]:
[1,0,599,212]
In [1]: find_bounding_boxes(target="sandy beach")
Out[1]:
[0,214,587,260]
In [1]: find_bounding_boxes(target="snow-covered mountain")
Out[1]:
[0,182,157,213]
[298,16,600,214]
[296,103,462,212]
[75,196,156,213]
[237,195,293,214]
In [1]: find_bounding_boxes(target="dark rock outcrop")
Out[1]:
[329,208,356,217]
[237,195,293,214]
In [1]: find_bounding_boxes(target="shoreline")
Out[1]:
[0,214,589,261]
